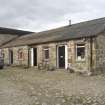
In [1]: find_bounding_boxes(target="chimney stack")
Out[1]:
[69,20,71,26]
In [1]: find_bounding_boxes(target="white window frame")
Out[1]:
[18,49,24,60]
[44,48,49,60]
[76,44,85,61]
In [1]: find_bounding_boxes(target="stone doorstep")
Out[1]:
[69,66,92,76]
[30,66,38,69]
[75,69,92,76]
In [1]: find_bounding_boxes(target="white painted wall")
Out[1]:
[65,45,68,69]
[31,48,34,66]
[56,46,59,68]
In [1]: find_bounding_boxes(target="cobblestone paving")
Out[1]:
[0,67,105,105]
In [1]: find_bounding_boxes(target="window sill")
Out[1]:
[18,59,24,61]
[76,60,86,63]
[44,59,49,62]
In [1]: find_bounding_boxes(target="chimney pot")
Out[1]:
[69,20,71,26]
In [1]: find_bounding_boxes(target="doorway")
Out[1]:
[58,46,65,68]
[31,48,37,66]
[9,50,13,64]
[33,48,37,66]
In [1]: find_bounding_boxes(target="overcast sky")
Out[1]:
[0,0,105,32]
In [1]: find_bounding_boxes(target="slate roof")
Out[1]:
[0,27,32,35]
[0,27,33,47]
[2,17,105,48]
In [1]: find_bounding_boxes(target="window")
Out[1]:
[18,49,24,60]
[44,48,49,60]
[76,44,85,61]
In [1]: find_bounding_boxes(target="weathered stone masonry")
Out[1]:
[30,37,95,71]
[96,32,105,73]
[3,37,96,72]
[3,46,29,66]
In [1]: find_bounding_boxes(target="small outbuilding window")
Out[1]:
[76,44,85,61]
[44,48,49,60]
[18,49,24,60]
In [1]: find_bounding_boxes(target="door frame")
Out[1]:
[57,45,68,69]
[31,48,37,66]
[9,50,13,65]
[31,48,34,66]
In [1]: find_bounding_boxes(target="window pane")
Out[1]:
[19,52,23,59]
[77,44,85,60]
[45,49,49,59]
[18,49,23,59]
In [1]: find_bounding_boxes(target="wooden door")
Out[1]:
[58,46,65,68]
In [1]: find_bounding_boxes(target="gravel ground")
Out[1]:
[0,67,105,105]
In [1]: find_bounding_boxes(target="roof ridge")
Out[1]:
[34,17,105,34]
[2,17,105,48]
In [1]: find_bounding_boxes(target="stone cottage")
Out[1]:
[0,27,32,60]
[1,17,105,74]
[0,27,32,47]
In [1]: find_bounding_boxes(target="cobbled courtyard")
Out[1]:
[0,67,105,105]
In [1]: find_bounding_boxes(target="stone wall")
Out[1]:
[31,43,57,68]
[3,48,9,65]
[67,38,96,71]
[3,46,29,66]
[31,38,94,71]
[3,37,96,72]
[96,32,105,73]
